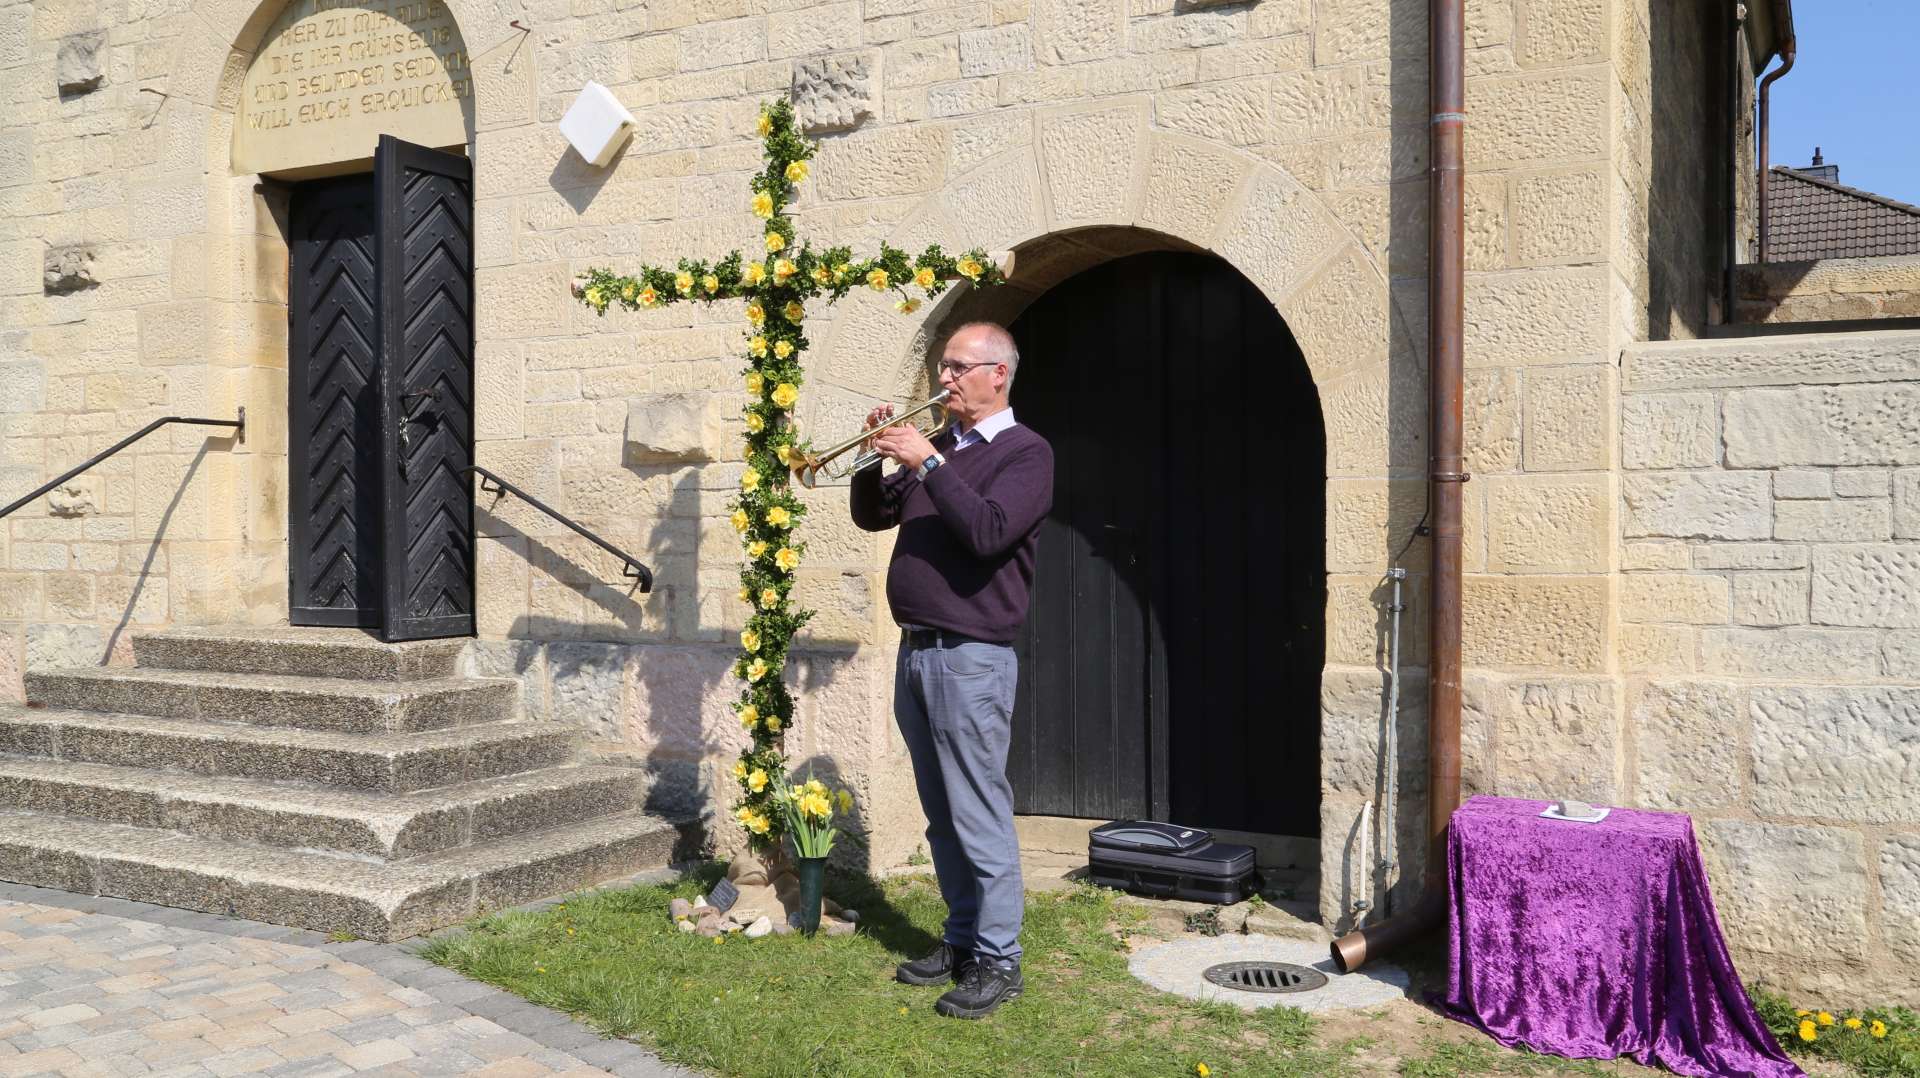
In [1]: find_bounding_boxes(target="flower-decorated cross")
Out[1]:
[574,99,1005,852]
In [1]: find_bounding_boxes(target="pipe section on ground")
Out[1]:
[1330,0,1466,976]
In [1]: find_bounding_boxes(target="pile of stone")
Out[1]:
[666,851,863,939]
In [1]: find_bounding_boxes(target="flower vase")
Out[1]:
[795,855,827,936]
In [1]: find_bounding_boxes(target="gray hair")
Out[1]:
[949,321,1020,386]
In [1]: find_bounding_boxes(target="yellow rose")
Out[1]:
[675,271,694,295]
[770,382,799,410]
[703,273,720,294]
[738,704,758,728]
[621,283,636,302]
[746,371,764,395]
[785,160,808,183]
[774,258,797,282]
[756,112,772,137]
[744,411,765,433]
[913,267,935,289]
[765,231,786,253]
[765,713,782,732]
[748,768,768,793]
[730,509,750,533]
[1799,1020,1817,1043]
[866,267,889,291]
[741,468,760,491]
[746,657,769,682]
[1872,1020,1887,1038]
[759,587,780,609]
[894,298,921,314]
[737,586,751,603]
[638,286,659,307]
[733,761,747,779]
[773,340,793,359]
[583,286,605,309]
[783,300,805,323]
[743,262,766,287]
[735,803,751,820]
[748,812,770,835]
[774,547,798,571]
[765,505,791,528]
[749,336,768,359]
[745,301,765,325]
[1845,1017,1864,1030]
[752,191,774,219]
[741,628,760,651]
[774,444,792,465]
[812,266,832,286]
[957,256,983,281]
[748,540,768,558]
[833,263,850,283]
[1818,1012,1835,1027]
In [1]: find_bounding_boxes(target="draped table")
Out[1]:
[1443,795,1803,1078]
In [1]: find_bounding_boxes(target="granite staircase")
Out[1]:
[0,626,693,941]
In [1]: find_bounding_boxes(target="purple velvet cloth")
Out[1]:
[1444,796,1803,1078]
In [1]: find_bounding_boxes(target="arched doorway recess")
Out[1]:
[991,247,1326,839]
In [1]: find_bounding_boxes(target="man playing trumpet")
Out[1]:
[851,321,1054,1019]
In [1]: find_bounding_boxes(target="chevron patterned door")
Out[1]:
[288,177,383,628]
[374,135,475,642]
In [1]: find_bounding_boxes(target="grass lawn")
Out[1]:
[416,869,1670,1077]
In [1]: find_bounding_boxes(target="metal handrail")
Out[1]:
[468,465,653,591]
[0,411,245,521]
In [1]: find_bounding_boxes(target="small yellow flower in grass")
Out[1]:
[744,411,765,434]
[703,273,721,294]
[638,285,659,308]
[745,301,765,326]
[765,505,791,528]
[775,547,799,571]
[741,628,761,651]
[743,263,767,287]
[774,258,797,282]
[785,160,808,183]
[898,1006,908,1015]
[1818,1011,1835,1027]
[746,657,769,682]
[714,935,725,945]
[913,267,935,290]
[730,509,750,533]
[537,966,546,973]
[1872,1020,1888,1038]
[866,267,889,291]
[765,232,786,253]
[746,370,765,395]
[759,587,780,609]
[957,256,983,281]
[1845,1017,1864,1030]
[773,339,793,360]
[748,540,768,558]
[1196,1066,1211,1078]
[749,336,769,359]
[740,468,761,491]
[771,383,799,410]
[1799,1020,1817,1042]
[738,705,759,729]
[756,112,772,138]
[752,192,774,220]
[894,298,920,315]
[566,927,575,936]
[675,271,695,295]
[783,300,805,323]
[748,768,768,793]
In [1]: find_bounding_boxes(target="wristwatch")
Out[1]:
[917,452,946,479]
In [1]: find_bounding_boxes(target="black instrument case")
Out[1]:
[1086,820,1259,905]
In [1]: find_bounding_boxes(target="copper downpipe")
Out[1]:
[1755,1,1798,262]
[1330,0,1466,976]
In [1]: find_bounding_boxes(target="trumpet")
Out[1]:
[789,391,952,488]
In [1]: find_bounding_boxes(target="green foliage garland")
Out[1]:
[573,99,1005,852]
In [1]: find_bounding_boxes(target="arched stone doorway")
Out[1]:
[928,230,1326,842]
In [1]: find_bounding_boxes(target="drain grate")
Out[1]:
[1202,961,1329,994]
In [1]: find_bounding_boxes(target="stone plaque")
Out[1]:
[234,0,472,176]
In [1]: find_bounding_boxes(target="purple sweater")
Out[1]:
[850,423,1054,644]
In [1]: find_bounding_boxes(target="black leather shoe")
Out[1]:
[934,957,1022,1019]
[896,942,975,986]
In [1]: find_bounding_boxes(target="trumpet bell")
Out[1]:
[789,390,952,488]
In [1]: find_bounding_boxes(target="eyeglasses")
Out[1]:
[937,360,1000,377]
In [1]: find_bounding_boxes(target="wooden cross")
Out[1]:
[574,99,1006,849]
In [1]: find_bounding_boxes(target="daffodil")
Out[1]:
[703,273,721,294]
[748,540,768,558]
[759,587,780,609]
[730,509,750,533]
[675,271,695,295]
[895,298,920,314]
[913,266,935,289]
[785,160,808,183]
[756,112,772,137]
[775,547,799,571]
[748,768,768,792]
[745,657,768,682]
[771,382,798,410]
[1871,1020,1887,1038]
[957,256,983,281]
[741,628,760,651]
[739,704,759,728]
[805,778,825,795]
[765,231,786,253]
[745,300,765,325]
[1799,1020,1817,1042]
[752,192,774,219]
[744,410,765,433]
[741,468,761,491]
[867,267,889,291]
[749,336,769,359]
[765,506,791,528]
[773,339,793,359]
[783,300,805,323]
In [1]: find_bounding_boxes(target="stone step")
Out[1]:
[0,807,692,941]
[24,667,515,734]
[0,707,576,794]
[131,626,466,682]
[0,756,645,861]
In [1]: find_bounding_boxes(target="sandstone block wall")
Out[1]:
[1619,328,1920,1006]
[1737,255,1920,325]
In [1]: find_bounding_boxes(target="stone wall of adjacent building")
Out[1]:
[1618,328,1920,1006]
[1737,255,1920,325]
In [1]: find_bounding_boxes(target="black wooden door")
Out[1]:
[1009,252,1325,838]
[375,135,476,642]
[288,177,382,627]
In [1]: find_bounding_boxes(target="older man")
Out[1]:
[851,321,1054,1020]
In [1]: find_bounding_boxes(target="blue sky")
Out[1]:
[1768,0,1920,205]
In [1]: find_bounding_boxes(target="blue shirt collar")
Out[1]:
[954,407,1017,445]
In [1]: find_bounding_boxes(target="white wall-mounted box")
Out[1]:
[559,81,636,167]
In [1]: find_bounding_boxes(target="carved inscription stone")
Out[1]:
[234,0,471,176]
[791,53,876,135]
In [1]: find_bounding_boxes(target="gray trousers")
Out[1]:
[894,638,1024,962]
